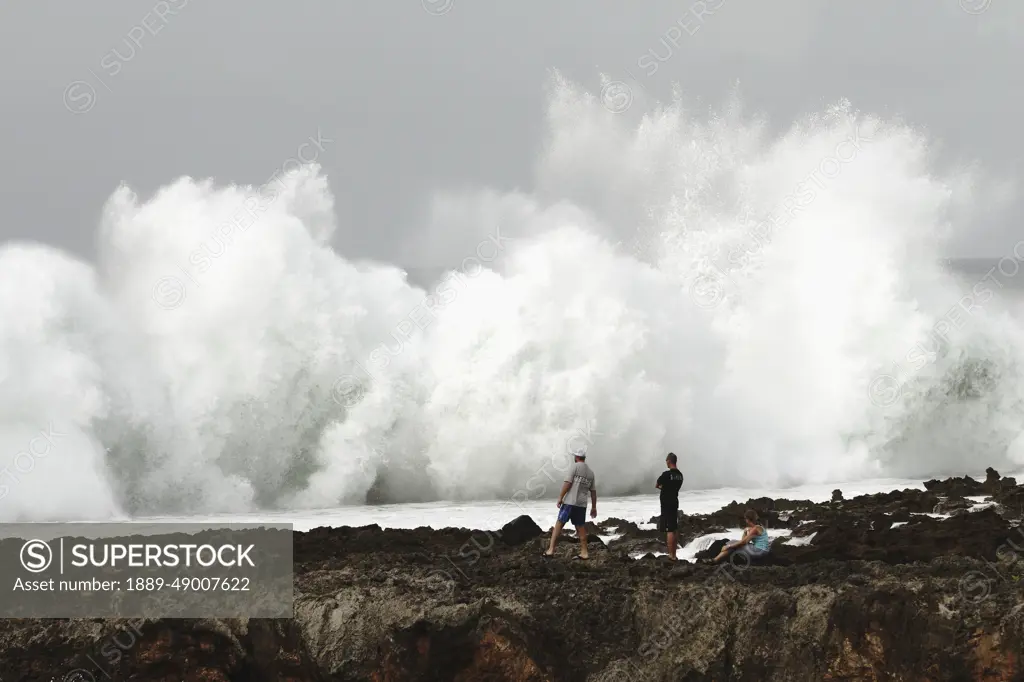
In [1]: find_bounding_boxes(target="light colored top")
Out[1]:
[750,525,770,551]
[563,461,596,507]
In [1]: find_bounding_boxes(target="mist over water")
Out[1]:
[1,75,1022,521]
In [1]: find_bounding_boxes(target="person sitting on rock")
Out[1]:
[712,509,771,563]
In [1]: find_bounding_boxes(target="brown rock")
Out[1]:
[4,471,1024,680]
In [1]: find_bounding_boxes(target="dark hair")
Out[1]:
[744,509,759,524]
[666,452,677,465]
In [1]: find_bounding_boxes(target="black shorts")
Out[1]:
[658,506,678,532]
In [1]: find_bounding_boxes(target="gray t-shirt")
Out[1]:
[563,461,596,507]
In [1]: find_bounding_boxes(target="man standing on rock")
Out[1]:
[542,448,597,560]
[656,452,684,561]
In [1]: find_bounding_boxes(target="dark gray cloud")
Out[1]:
[0,0,1019,266]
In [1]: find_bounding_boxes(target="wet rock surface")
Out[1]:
[3,471,1024,680]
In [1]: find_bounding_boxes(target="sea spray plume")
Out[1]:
[0,245,123,520]
[423,76,1022,489]
[412,224,714,499]
[538,75,764,265]
[92,165,428,513]
[1,75,1023,521]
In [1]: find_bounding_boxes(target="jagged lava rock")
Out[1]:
[924,474,985,497]
[500,514,543,546]
[2,470,1024,680]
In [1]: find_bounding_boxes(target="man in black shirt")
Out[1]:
[655,452,684,561]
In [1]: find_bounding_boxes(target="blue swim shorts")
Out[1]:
[557,503,586,527]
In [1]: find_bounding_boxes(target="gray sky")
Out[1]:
[0,0,1020,273]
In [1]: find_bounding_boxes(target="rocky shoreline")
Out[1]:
[4,469,1024,681]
